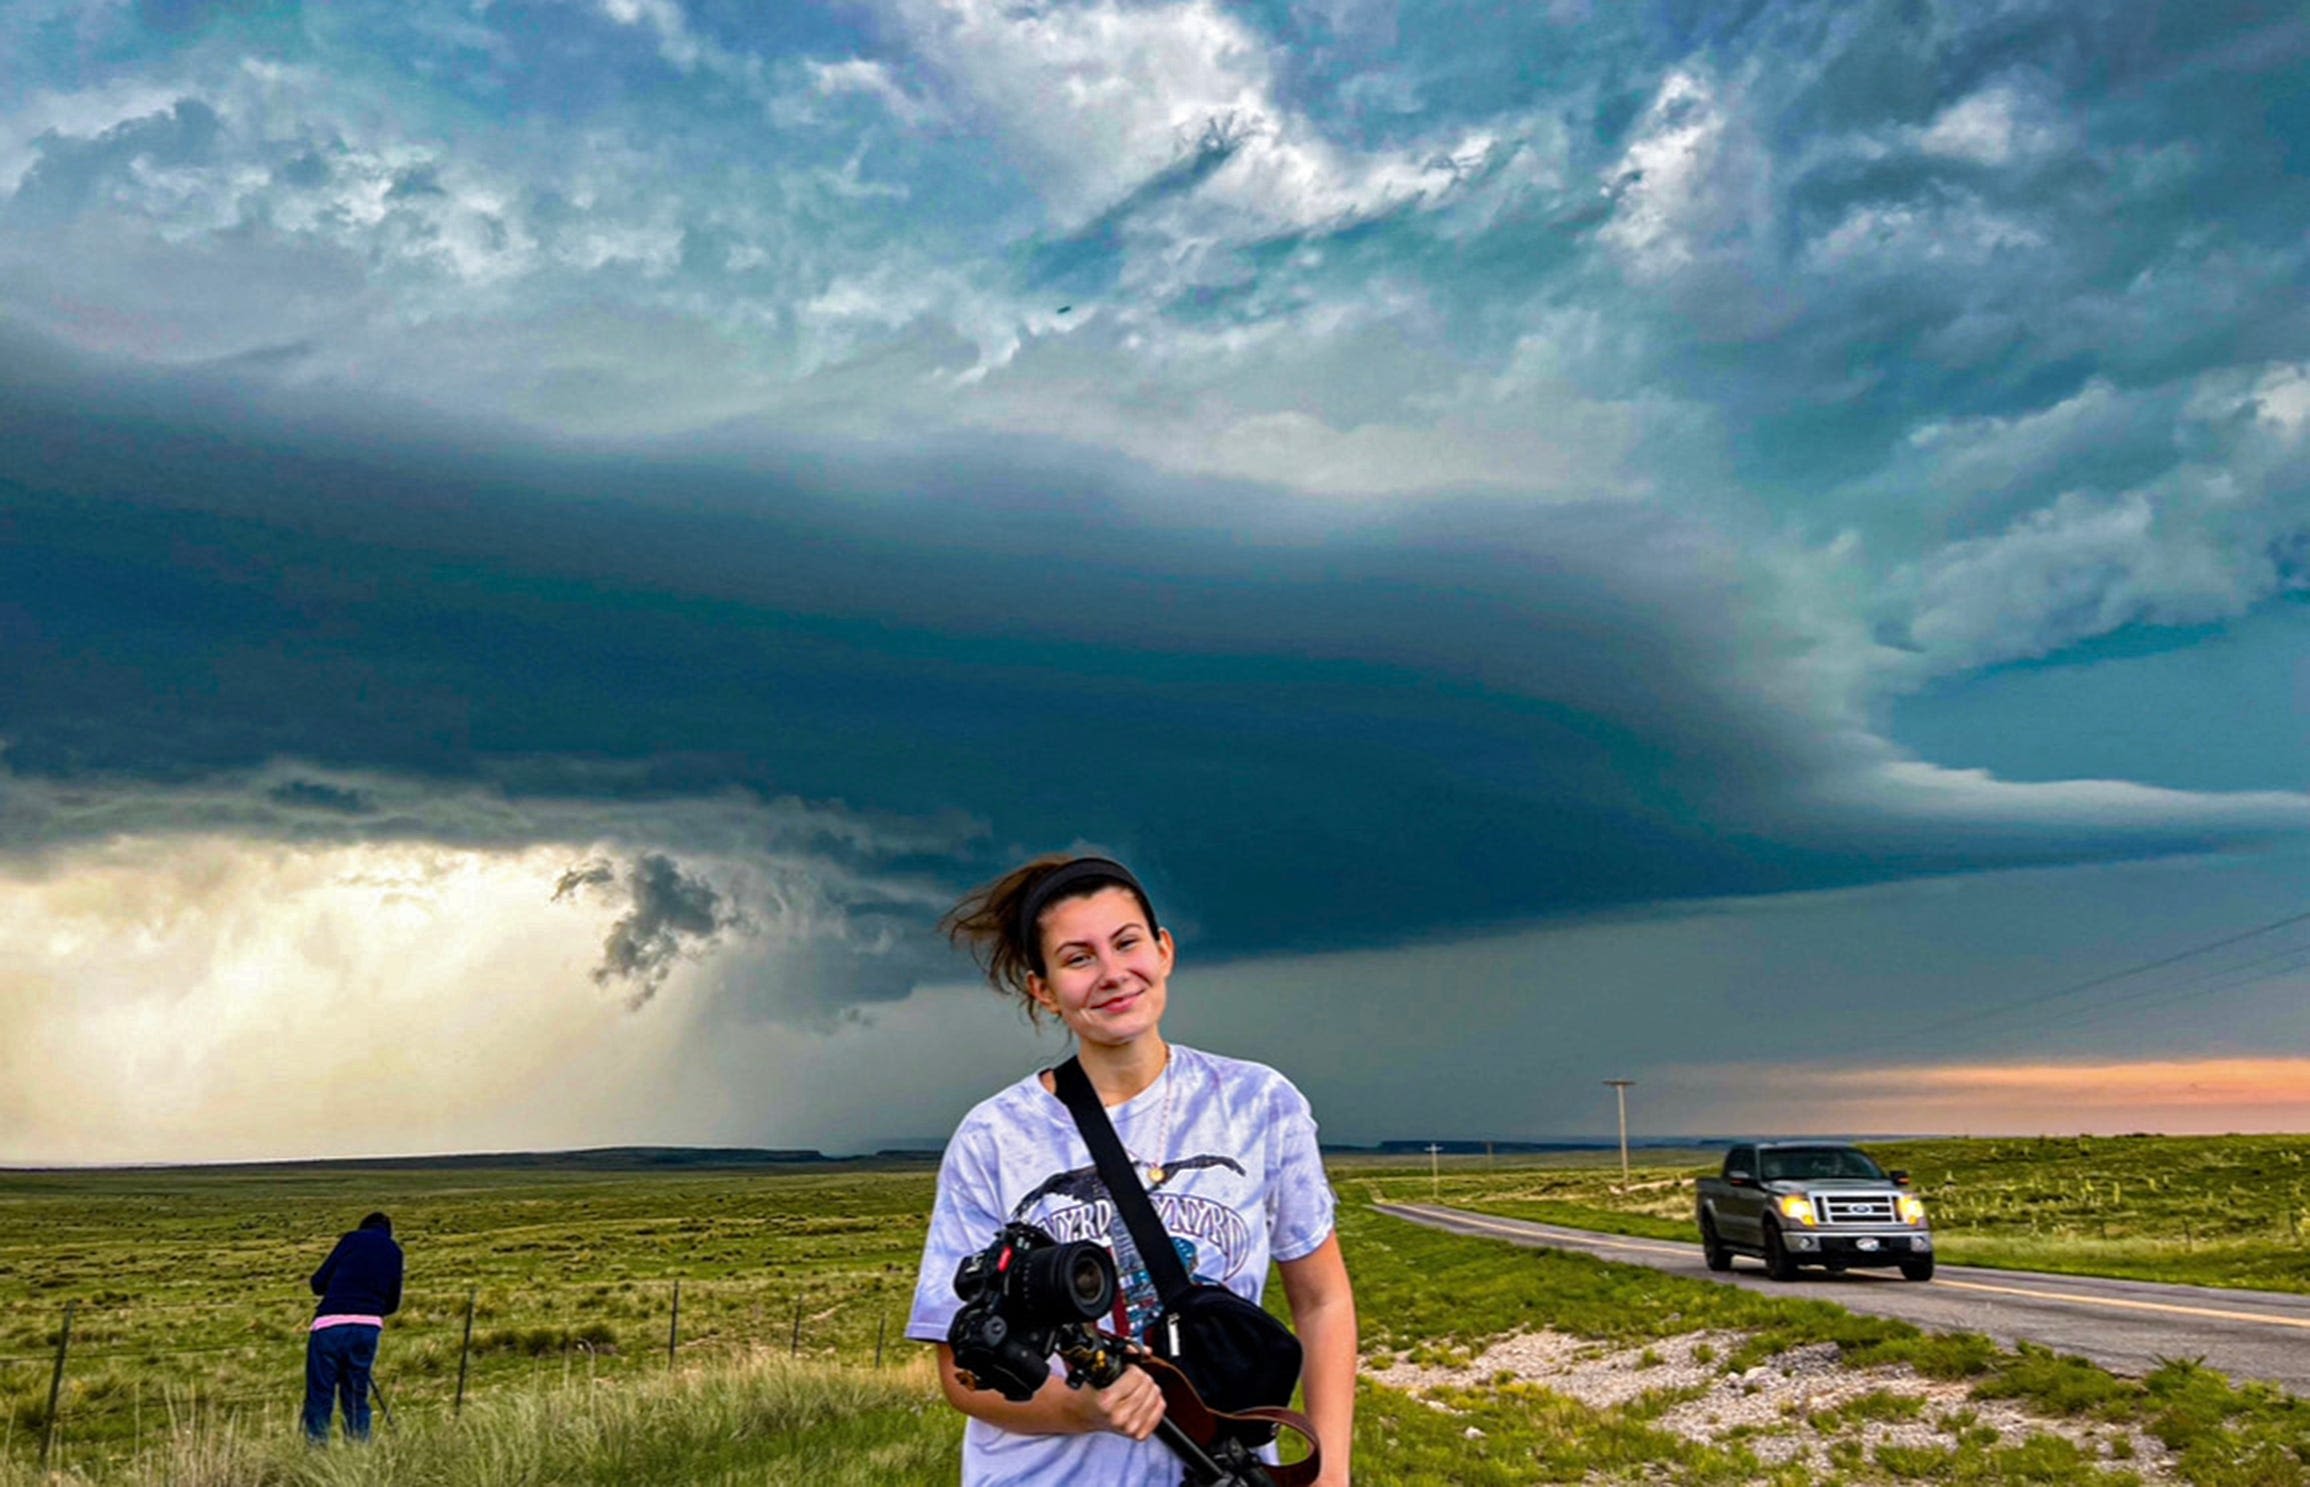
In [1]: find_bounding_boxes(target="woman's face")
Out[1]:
[1028,885,1172,1048]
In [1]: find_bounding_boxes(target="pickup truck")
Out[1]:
[1694,1142,1933,1281]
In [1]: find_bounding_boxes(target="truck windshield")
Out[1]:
[1758,1147,1886,1181]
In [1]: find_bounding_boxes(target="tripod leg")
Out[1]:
[1154,1417,1270,1486]
[1155,1417,1228,1482]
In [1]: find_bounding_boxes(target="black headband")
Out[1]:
[1018,858,1158,974]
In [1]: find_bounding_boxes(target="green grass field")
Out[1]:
[6,1137,2310,1484]
[1366,1133,2310,1294]
[0,1164,938,1473]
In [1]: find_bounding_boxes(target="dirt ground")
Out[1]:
[1369,1328,2175,1480]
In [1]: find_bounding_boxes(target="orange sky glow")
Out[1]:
[1703,1058,2310,1136]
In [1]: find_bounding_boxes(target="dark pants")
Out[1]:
[302,1324,381,1442]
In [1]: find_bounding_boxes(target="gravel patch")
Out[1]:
[1369,1328,2177,1480]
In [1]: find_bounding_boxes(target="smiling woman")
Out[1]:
[906,855,1357,1486]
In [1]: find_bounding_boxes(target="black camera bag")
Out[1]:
[1052,1056,1304,1443]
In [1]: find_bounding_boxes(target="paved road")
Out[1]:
[1374,1202,2310,1397]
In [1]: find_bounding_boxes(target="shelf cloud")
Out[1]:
[4,0,2306,1156]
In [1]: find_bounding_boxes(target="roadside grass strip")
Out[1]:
[1359,1132,2310,1296]
[1339,1205,2310,1485]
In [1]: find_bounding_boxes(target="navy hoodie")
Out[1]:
[310,1227,404,1318]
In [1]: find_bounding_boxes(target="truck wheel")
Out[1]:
[1763,1222,1801,1282]
[1700,1214,1732,1272]
[1900,1256,1935,1282]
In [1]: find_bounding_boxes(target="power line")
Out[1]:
[1971,932,2310,1032]
[2022,944,2310,1032]
[1895,905,2310,1047]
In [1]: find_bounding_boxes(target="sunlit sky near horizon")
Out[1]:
[3,0,2308,1162]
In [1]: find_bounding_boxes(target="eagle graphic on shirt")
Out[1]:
[1010,1156,1253,1342]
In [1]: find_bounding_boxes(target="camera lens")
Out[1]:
[1065,1246,1110,1310]
[1016,1239,1115,1323]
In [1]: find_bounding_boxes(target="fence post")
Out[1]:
[455,1289,476,1416]
[39,1299,75,1472]
[790,1295,803,1357]
[668,1281,681,1368]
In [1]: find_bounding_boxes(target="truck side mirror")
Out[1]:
[1889,1170,1911,1187]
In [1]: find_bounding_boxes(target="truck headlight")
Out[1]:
[1898,1195,1927,1225]
[1776,1195,1817,1227]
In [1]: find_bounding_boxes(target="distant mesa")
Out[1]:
[4,1146,843,1174]
[1358,1138,1737,1155]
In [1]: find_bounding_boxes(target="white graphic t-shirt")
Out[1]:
[906,1044,1336,1486]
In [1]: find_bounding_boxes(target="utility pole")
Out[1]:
[1604,1080,1636,1190]
[1425,1142,1444,1201]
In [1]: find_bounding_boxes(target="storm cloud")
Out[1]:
[5,333,2308,969]
[4,0,2308,1156]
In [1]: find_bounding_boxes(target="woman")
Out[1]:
[905,855,1356,1485]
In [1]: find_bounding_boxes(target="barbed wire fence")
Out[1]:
[0,1274,923,1476]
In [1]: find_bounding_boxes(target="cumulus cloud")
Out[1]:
[808,57,938,126]
[1599,70,1761,285]
[1915,76,2072,167]
[1884,363,2310,674]
[889,0,1271,217]
[598,0,709,72]
[8,0,2299,599]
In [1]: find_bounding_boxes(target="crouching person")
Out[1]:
[303,1211,403,1443]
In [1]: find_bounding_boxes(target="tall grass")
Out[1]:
[1,1354,954,1487]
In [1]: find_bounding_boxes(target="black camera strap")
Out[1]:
[1052,1055,1193,1306]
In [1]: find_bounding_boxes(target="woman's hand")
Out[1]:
[1062,1364,1167,1440]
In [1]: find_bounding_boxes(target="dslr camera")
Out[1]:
[948,1222,1125,1400]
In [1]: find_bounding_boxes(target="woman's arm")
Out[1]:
[1278,1234,1356,1487]
[933,1343,1167,1441]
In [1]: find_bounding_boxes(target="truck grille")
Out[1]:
[1815,1194,1897,1225]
